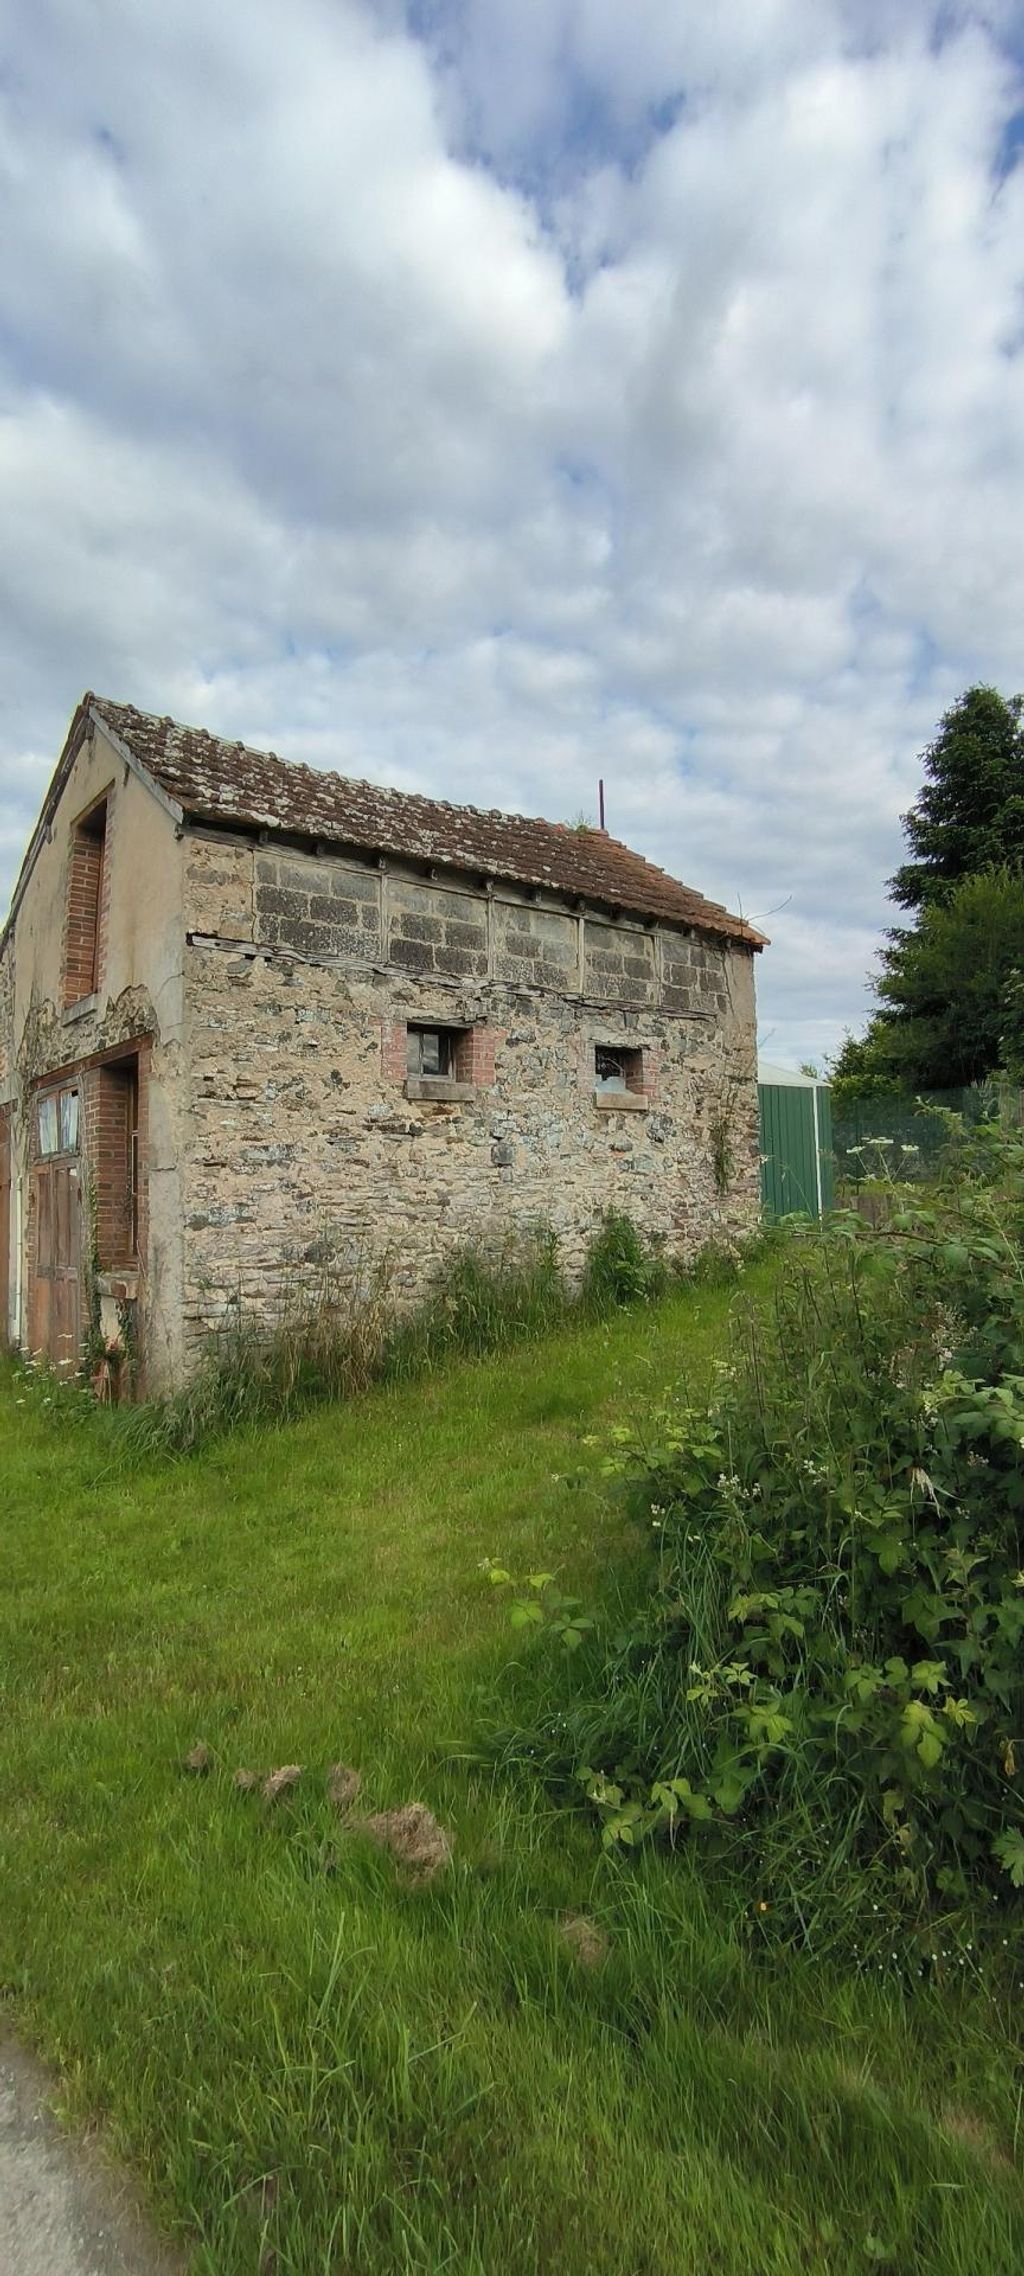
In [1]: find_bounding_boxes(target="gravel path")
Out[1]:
[0,2036,184,2276]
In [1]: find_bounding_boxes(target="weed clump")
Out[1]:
[559,1913,609,1968]
[114,1212,679,1458]
[578,1210,668,1312]
[494,1128,1024,1942]
[263,1764,302,1803]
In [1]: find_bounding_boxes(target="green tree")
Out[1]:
[837,686,1024,1091]
[1000,968,1024,1083]
[826,1029,902,1107]
[891,685,1024,911]
[870,867,1024,1088]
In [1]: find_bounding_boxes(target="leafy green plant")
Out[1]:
[578,1209,667,1312]
[483,1560,596,1653]
[495,1128,1024,1935]
[682,1233,765,1289]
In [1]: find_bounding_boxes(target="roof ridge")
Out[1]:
[94,699,581,838]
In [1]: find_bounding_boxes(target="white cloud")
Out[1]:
[1,0,1023,1070]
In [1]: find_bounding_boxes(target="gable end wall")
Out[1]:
[0,727,187,1385]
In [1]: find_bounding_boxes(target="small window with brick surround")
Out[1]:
[63,798,108,1007]
[407,1025,462,1079]
[595,1044,645,1096]
[391,1020,494,1098]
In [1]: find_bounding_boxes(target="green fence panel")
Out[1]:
[759,1083,827,1220]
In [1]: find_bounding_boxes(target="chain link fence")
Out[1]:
[832,1082,1024,1189]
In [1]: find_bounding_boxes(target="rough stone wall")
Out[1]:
[182,834,760,1354]
[496,900,578,993]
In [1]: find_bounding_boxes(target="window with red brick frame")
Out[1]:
[594,1044,645,1094]
[384,1020,496,1090]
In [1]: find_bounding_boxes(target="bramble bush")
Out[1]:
[492,1129,1024,1937]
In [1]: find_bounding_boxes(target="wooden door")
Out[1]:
[0,1108,10,1348]
[30,1154,81,1371]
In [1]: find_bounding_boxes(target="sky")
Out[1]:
[1,0,1023,1067]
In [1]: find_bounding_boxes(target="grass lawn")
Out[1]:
[2,1266,1023,2275]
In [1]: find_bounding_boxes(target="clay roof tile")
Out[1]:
[92,698,765,951]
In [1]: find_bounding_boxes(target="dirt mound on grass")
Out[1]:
[263,1765,302,1802]
[357,1803,453,1882]
[559,1913,609,1968]
[327,1764,362,1812]
[941,2105,1015,2173]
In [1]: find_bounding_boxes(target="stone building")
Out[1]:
[0,695,765,1392]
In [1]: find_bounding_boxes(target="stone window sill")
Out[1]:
[405,1076,476,1103]
[63,992,99,1025]
[96,1269,140,1301]
[594,1090,650,1113]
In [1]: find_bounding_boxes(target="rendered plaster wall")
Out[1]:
[0,935,13,1103]
[0,721,188,1384]
[181,834,759,1353]
[0,944,14,1339]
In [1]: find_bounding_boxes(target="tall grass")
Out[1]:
[3,1268,1024,2274]
[385,1221,569,1377]
[117,1211,696,1459]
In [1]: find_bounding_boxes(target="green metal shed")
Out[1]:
[758,1061,834,1222]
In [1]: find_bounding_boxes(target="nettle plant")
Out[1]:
[494,1128,1024,1915]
